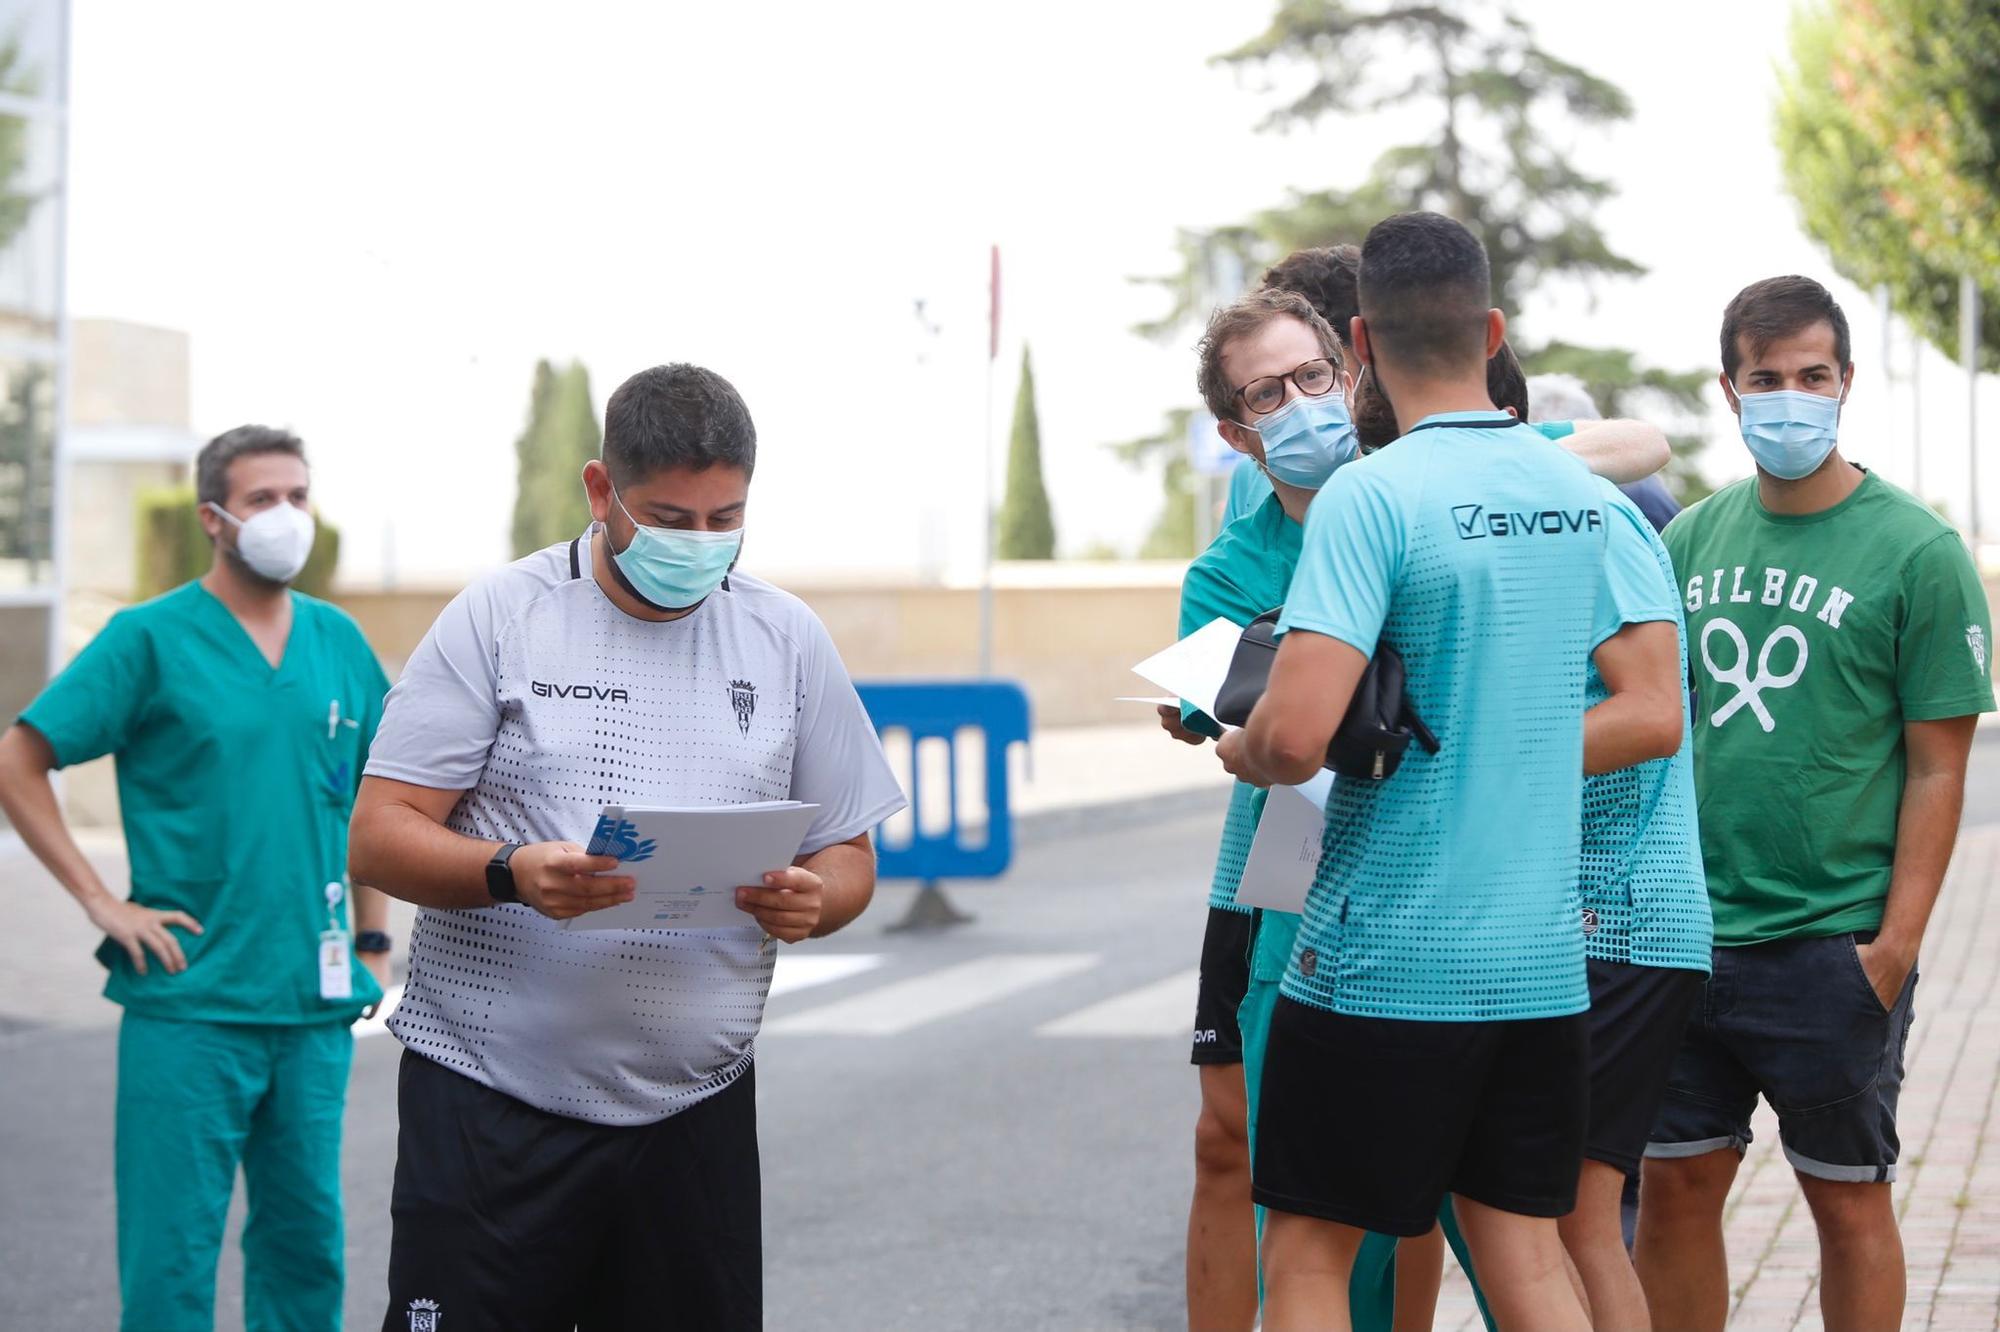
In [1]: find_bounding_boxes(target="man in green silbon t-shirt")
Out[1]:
[1637,277,1995,1332]
[0,427,393,1332]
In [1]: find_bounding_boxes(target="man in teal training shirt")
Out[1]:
[0,426,391,1331]
[1173,247,1670,1328]
[1219,212,1662,1329]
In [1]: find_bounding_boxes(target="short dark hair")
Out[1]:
[1357,212,1492,379]
[196,425,306,507]
[1487,341,1528,418]
[1353,342,1527,451]
[1720,276,1851,382]
[1195,289,1342,425]
[1260,245,1362,346]
[602,364,756,485]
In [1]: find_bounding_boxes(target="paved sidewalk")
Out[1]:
[1430,823,2000,1331]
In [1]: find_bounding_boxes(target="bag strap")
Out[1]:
[568,537,582,580]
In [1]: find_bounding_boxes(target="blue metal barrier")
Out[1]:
[854,679,1032,929]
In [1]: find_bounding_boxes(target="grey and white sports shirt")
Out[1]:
[367,529,905,1125]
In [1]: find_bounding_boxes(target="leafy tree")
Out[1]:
[1776,0,2000,371]
[0,361,51,572]
[1529,341,1716,504]
[997,345,1056,559]
[510,360,601,557]
[0,37,41,255]
[1109,407,1202,558]
[1120,0,1710,551]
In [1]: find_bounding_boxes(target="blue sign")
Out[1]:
[1186,409,1235,477]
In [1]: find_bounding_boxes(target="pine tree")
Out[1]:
[1120,0,1712,552]
[997,345,1056,560]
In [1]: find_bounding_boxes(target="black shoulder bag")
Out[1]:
[1211,609,1440,781]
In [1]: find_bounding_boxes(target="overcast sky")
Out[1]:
[65,0,1998,585]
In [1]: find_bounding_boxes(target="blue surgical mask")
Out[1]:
[1254,391,1359,488]
[607,486,743,611]
[1731,386,1844,481]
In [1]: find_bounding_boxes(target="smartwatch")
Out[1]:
[486,843,524,903]
[354,929,393,955]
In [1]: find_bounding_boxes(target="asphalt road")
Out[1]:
[1,805,1221,1331]
[9,736,2000,1331]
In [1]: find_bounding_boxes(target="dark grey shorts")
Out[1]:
[1646,932,1917,1183]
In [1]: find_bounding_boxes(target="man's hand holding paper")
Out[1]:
[514,842,637,921]
[735,865,825,942]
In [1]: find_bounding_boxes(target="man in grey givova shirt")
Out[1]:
[349,364,905,1330]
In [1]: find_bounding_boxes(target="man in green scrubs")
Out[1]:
[0,426,391,1332]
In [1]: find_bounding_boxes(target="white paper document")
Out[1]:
[1235,775,1334,913]
[1130,617,1245,724]
[564,802,822,932]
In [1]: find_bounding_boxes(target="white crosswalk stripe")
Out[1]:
[769,952,886,998]
[368,953,1190,1043]
[764,953,1098,1037]
[1036,967,1197,1038]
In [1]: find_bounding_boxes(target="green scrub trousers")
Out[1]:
[1239,911,1496,1332]
[116,1013,352,1332]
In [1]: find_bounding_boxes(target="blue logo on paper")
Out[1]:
[590,815,657,863]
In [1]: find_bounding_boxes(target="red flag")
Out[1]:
[988,244,1001,362]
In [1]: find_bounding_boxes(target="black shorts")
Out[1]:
[1252,996,1588,1236]
[1584,960,1705,1175]
[383,1051,762,1331]
[1191,907,1254,1065]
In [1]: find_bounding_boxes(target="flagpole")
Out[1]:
[979,244,1000,677]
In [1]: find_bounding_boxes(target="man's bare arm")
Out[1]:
[348,774,635,920]
[1859,716,1978,1005]
[1584,621,1685,775]
[0,724,201,974]
[1561,419,1670,484]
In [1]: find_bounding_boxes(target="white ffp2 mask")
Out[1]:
[209,501,316,583]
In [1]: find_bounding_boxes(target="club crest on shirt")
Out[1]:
[729,679,758,736]
[1969,624,1987,674]
[406,1299,441,1331]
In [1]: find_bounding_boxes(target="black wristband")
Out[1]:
[354,930,393,955]
[486,843,523,903]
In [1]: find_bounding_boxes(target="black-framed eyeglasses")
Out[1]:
[1231,358,1339,418]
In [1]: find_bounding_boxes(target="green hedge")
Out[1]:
[134,486,340,601]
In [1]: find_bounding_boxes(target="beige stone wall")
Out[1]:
[335,569,1187,730]
[68,458,185,596]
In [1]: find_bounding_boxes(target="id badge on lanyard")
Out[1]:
[319,881,352,1001]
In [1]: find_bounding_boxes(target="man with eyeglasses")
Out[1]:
[348,364,906,1329]
[1168,258,1670,1331]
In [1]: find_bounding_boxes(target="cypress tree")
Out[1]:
[997,345,1056,560]
[510,360,602,556]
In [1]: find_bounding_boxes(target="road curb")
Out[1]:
[1013,783,1228,847]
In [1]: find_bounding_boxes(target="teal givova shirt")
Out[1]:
[1276,413,1624,1022]
[1580,478,1714,972]
[1179,494,1303,912]
[21,584,390,1024]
